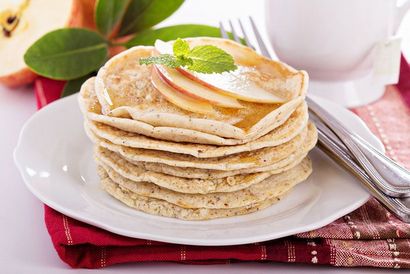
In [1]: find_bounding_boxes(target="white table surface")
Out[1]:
[1,1,409,273]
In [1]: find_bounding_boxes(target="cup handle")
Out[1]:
[394,0,410,31]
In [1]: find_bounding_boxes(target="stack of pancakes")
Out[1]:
[79,38,317,220]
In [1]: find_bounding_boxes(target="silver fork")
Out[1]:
[219,17,410,222]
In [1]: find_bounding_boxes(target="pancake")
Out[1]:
[93,37,308,140]
[116,125,317,179]
[95,146,307,194]
[100,170,293,220]
[80,77,307,146]
[98,158,311,209]
[87,123,313,171]
[86,102,308,158]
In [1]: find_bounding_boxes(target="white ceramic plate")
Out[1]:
[14,95,383,246]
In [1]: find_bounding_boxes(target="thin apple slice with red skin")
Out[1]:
[176,67,288,104]
[155,65,243,108]
[151,67,217,115]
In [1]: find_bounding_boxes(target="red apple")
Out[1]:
[151,67,217,115]
[155,65,243,108]
[0,0,84,88]
[176,67,288,104]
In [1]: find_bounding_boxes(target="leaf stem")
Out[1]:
[108,41,128,47]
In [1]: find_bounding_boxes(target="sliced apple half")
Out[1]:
[154,39,288,104]
[155,65,243,109]
[151,67,217,115]
[0,0,83,87]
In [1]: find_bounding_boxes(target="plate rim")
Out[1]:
[14,94,382,246]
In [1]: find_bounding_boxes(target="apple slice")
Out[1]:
[175,67,288,104]
[155,65,243,109]
[154,39,288,104]
[0,0,83,87]
[151,67,217,115]
[154,39,173,54]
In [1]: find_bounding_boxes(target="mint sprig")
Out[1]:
[173,38,190,56]
[139,38,237,74]
[139,54,191,68]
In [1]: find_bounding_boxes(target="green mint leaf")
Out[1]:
[173,38,190,57]
[139,54,188,68]
[186,45,237,74]
[177,55,193,66]
[139,37,237,74]
[24,28,108,80]
[95,0,130,37]
[119,0,184,36]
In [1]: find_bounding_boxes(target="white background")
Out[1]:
[1,0,409,273]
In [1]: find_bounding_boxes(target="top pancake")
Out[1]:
[91,37,308,141]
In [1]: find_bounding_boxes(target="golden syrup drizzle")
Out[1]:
[216,102,278,131]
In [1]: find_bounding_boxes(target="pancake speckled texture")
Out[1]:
[85,102,309,158]
[88,124,311,170]
[98,158,311,210]
[100,170,289,221]
[95,146,308,194]
[91,123,317,179]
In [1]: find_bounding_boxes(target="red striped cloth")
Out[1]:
[36,55,410,269]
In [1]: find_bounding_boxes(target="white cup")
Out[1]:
[265,0,410,81]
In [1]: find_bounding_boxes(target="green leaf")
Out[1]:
[61,73,95,98]
[126,24,222,47]
[139,54,191,68]
[187,45,237,74]
[24,28,108,80]
[139,38,237,74]
[119,0,184,36]
[173,38,189,57]
[95,0,130,37]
